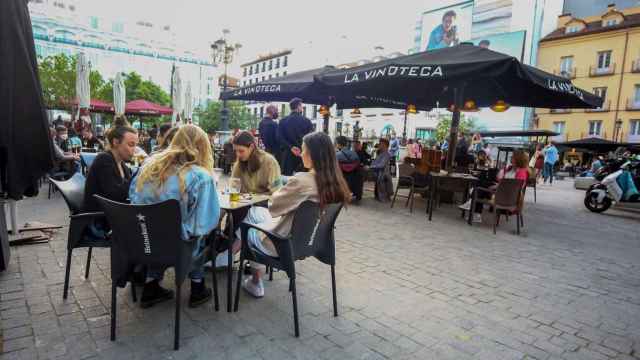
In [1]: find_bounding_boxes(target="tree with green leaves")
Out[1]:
[434,114,484,142]
[37,53,107,109]
[196,101,257,133]
[96,72,170,105]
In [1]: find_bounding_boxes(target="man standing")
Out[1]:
[543,142,559,185]
[427,10,458,51]
[277,98,314,175]
[259,104,279,157]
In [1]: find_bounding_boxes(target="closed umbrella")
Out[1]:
[171,66,183,125]
[75,52,91,116]
[184,82,193,122]
[113,72,126,117]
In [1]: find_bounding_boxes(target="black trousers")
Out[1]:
[343,169,364,200]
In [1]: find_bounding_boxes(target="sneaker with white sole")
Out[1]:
[242,277,265,298]
[458,199,472,211]
[473,213,483,223]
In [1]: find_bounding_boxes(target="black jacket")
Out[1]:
[83,152,132,212]
[258,117,279,153]
[277,112,314,150]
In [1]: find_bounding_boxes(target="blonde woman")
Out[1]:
[129,124,221,309]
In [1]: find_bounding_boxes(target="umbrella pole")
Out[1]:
[445,86,464,171]
[402,110,408,144]
[322,113,330,134]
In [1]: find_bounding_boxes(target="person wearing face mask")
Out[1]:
[50,127,81,174]
[56,126,71,152]
[258,104,280,157]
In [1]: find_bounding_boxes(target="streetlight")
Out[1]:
[211,29,241,131]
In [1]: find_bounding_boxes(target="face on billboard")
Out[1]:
[421,1,473,52]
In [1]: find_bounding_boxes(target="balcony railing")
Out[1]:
[585,100,610,112]
[632,60,640,73]
[589,63,616,77]
[627,99,640,111]
[550,108,572,114]
[554,68,576,79]
[627,134,640,143]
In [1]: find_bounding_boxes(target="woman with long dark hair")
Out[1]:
[241,132,350,298]
[232,131,281,195]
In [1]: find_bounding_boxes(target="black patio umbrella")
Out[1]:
[1,0,54,199]
[316,43,603,168]
[1,0,55,270]
[220,66,336,105]
[556,137,630,153]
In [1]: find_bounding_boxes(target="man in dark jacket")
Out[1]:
[277,98,314,175]
[258,104,279,157]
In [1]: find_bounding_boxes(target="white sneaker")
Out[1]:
[473,213,483,223]
[458,199,472,211]
[242,277,264,298]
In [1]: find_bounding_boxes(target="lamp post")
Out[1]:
[211,29,241,132]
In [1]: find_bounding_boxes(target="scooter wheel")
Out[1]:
[584,191,612,213]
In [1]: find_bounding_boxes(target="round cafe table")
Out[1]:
[215,192,270,312]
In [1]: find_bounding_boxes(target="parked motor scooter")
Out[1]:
[584,156,640,213]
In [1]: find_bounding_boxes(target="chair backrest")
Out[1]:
[494,179,524,208]
[398,163,415,178]
[289,201,343,266]
[94,196,193,285]
[80,153,97,170]
[49,173,86,215]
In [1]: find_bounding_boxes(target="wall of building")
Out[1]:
[28,0,218,110]
[536,7,640,143]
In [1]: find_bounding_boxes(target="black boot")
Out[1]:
[140,280,174,309]
[189,280,212,308]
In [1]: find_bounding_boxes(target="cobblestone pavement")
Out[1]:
[1,179,640,359]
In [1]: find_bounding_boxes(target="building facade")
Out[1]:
[239,50,293,122]
[28,0,217,111]
[535,4,640,143]
[410,0,565,132]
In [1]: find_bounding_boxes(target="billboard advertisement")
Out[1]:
[472,0,514,38]
[470,30,526,60]
[466,30,527,131]
[420,1,474,52]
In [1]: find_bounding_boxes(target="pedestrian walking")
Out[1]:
[543,141,559,185]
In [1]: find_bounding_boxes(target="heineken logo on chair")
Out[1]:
[137,214,152,255]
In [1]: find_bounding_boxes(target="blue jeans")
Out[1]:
[147,236,207,281]
[543,162,554,183]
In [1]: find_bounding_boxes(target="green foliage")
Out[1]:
[95,72,170,105]
[37,53,107,109]
[196,101,257,133]
[38,54,170,109]
[434,113,482,142]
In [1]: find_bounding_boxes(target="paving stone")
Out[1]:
[5,180,640,359]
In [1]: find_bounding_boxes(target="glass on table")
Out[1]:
[228,177,241,202]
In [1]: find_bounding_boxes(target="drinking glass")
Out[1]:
[229,177,241,202]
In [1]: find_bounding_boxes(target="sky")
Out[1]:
[79,0,437,74]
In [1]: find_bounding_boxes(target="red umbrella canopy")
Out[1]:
[125,99,173,116]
